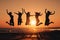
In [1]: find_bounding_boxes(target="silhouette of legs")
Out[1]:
[45,18,49,26]
[50,21,54,24]
[6,20,14,26]
[36,18,43,26]
[36,18,39,26]
[37,22,43,26]
[25,18,30,25]
[45,18,54,26]
[18,19,22,25]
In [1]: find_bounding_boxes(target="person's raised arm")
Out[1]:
[23,9,26,14]
[22,8,24,14]
[45,9,47,13]
[6,9,9,14]
[14,12,18,15]
[50,11,55,15]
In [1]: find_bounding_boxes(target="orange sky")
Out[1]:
[0,0,60,28]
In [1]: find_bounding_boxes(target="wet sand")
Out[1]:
[0,30,60,40]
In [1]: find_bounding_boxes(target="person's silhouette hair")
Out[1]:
[14,8,24,25]
[23,9,33,25]
[6,9,14,26]
[35,12,43,26]
[45,9,55,26]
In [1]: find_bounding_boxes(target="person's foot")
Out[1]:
[36,22,43,26]
[51,22,54,24]
[25,23,29,25]
[6,21,14,26]
[6,21,8,23]
[40,22,43,24]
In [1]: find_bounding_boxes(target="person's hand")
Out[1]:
[45,9,47,10]
[6,9,8,11]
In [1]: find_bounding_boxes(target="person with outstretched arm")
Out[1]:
[23,9,34,25]
[35,12,43,26]
[14,8,24,25]
[45,9,55,26]
[6,9,14,26]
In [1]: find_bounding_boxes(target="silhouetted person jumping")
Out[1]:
[45,9,55,26]
[6,9,14,26]
[14,8,24,25]
[23,9,33,25]
[35,12,43,26]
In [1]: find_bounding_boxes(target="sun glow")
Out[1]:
[30,18,36,25]
[30,20,36,26]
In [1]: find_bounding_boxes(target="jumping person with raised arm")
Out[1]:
[14,8,24,25]
[35,12,43,26]
[23,9,34,25]
[45,9,55,26]
[6,9,14,26]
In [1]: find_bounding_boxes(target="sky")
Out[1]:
[0,0,60,28]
